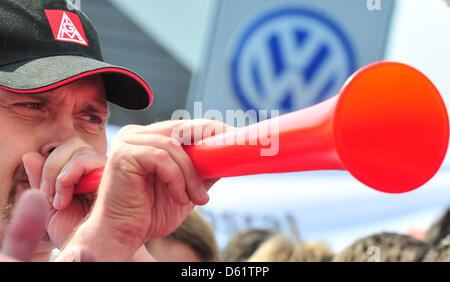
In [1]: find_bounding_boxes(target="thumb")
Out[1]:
[22,152,45,190]
[1,189,49,261]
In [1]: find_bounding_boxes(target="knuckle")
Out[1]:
[109,155,133,172]
[121,124,140,133]
[109,143,130,159]
[106,144,145,175]
[116,125,140,139]
[164,137,181,150]
[108,148,141,173]
[113,125,142,143]
[42,162,60,176]
[153,149,170,162]
[74,146,93,157]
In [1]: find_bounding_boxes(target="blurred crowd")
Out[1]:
[146,206,450,262]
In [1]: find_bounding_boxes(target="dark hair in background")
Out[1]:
[333,232,431,262]
[425,206,450,246]
[222,229,276,262]
[422,234,450,262]
[247,233,334,262]
[145,209,220,262]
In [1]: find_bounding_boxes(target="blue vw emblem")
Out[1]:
[230,7,356,115]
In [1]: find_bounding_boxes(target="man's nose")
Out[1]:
[40,116,76,157]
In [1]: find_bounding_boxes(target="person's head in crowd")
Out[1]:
[247,233,334,262]
[333,232,431,262]
[422,234,450,262]
[222,228,276,262]
[425,206,450,246]
[246,234,292,262]
[290,240,335,262]
[145,209,220,262]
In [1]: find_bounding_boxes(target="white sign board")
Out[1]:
[189,0,394,117]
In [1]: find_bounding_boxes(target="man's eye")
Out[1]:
[21,103,43,110]
[81,114,103,124]
[12,102,47,120]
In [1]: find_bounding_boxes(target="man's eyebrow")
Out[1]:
[82,104,110,116]
[11,94,51,103]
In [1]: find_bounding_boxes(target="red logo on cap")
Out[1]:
[44,10,88,46]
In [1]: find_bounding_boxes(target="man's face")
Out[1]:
[0,75,108,246]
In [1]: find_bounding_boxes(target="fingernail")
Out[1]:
[53,193,61,209]
[41,180,50,196]
[202,192,210,204]
[201,185,209,203]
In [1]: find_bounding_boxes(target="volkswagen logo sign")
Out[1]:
[230,7,356,115]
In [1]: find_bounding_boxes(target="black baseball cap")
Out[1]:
[0,0,152,110]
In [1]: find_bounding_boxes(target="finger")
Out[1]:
[177,119,232,145]
[123,119,231,144]
[22,152,46,192]
[127,144,188,205]
[54,152,105,210]
[0,254,19,262]
[1,190,49,262]
[199,178,221,204]
[123,135,207,205]
[40,138,93,203]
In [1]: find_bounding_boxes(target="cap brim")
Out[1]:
[0,55,152,110]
